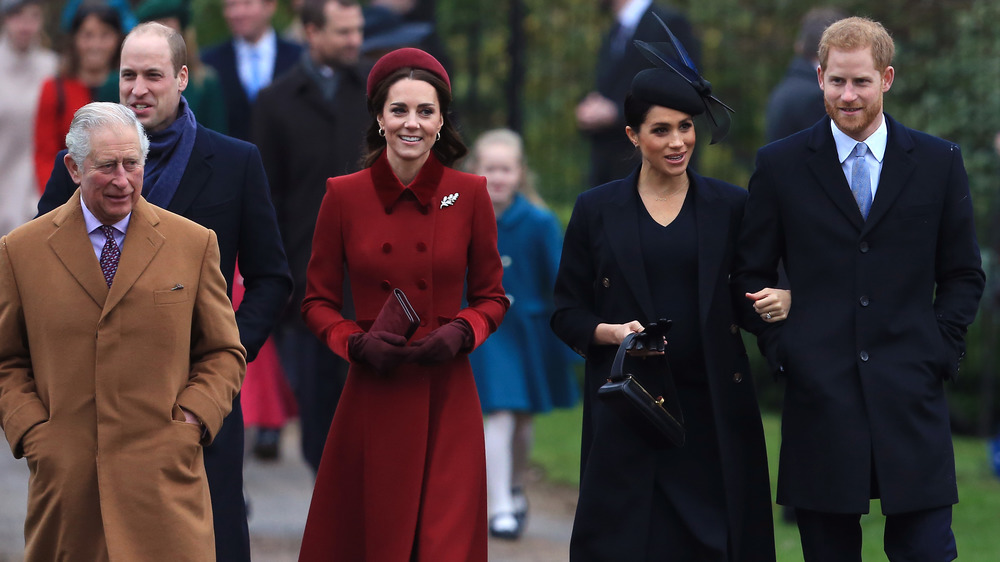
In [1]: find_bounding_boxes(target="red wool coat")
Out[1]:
[33,77,90,194]
[299,152,508,561]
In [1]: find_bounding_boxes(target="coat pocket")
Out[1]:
[155,287,189,305]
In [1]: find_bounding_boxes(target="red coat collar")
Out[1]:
[371,150,445,212]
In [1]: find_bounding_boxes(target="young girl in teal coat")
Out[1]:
[467,129,579,539]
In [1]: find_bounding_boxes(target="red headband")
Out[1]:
[366,47,451,99]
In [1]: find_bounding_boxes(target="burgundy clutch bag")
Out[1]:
[370,288,420,341]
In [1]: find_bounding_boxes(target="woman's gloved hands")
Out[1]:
[347,330,411,374]
[409,320,473,364]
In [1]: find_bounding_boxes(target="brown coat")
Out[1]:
[0,191,246,561]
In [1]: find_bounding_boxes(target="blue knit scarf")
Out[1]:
[142,96,197,208]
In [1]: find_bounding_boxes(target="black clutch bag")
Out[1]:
[597,331,685,448]
[370,288,420,341]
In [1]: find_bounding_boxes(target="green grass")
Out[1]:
[532,406,1000,560]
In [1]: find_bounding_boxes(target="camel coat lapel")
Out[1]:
[103,199,164,319]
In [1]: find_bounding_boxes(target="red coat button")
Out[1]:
[380,280,391,291]
[416,242,427,252]
[382,243,392,253]
[417,279,428,290]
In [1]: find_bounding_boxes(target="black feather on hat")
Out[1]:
[631,13,734,144]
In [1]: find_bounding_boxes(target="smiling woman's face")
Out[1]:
[378,78,443,166]
[627,105,696,180]
[74,14,120,74]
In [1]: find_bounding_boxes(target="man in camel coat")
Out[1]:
[0,102,246,561]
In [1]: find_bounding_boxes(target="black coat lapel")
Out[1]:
[601,171,657,322]
[862,115,916,232]
[805,119,866,231]
[294,69,340,123]
[166,127,213,216]
[692,175,727,328]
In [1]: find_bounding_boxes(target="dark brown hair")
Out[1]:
[361,68,466,168]
[63,4,123,78]
[300,0,359,28]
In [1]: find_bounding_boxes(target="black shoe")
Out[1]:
[511,486,529,525]
[253,428,281,460]
[489,513,522,540]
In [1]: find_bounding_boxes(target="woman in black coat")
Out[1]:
[551,46,786,561]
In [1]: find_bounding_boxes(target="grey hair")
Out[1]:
[65,102,150,168]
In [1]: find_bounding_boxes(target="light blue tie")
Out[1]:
[246,48,263,102]
[851,142,872,219]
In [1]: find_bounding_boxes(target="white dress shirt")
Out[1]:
[235,27,277,98]
[831,116,888,200]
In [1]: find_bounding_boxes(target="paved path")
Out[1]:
[0,422,576,561]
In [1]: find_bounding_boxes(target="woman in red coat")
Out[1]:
[298,48,508,562]
[33,4,121,193]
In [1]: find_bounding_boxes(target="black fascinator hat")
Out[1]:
[631,14,734,144]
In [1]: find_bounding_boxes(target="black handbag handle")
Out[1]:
[609,331,684,423]
[609,332,638,382]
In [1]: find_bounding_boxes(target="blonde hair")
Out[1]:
[819,16,895,72]
[467,128,545,208]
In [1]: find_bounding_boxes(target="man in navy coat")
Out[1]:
[37,23,292,562]
[201,0,302,140]
[733,17,984,561]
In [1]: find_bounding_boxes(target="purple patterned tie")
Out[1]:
[99,225,120,287]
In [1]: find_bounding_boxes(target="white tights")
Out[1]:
[484,410,534,517]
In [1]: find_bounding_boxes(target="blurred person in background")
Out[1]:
[360,0,431,60]
[60,0,137,33]
[0,0,56,236]
[201,0,302,140]
[576,0,699,187]
[764,6,845,143]
[284,0,306,43]
[251,0,369,469]
[33,2,122,193]
[364,0,449,67]
[466,128,580,541]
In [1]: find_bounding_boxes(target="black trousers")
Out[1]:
[274,321,347,473]
[795,505,956,562]
[203,396,251,562]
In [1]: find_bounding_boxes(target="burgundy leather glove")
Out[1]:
[347,330,412,374]
[409,320,474,365]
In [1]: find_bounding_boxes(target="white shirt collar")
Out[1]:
[619,0,652,29]
[81,192,131,235]
[234,27,277,60]
[831,115,888,164]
